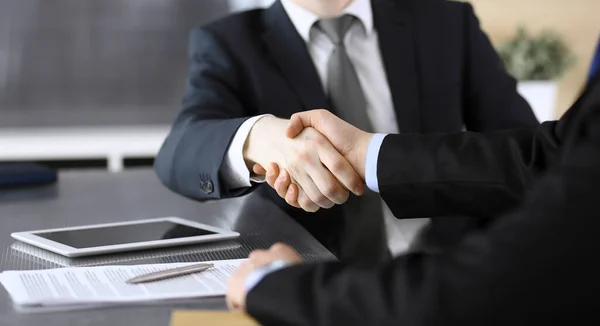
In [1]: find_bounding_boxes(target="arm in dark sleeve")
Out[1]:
[246,117,600,326]
[460,2,539,131]
[377,121,560,219]
[154,27,257,201]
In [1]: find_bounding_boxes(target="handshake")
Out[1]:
[244,109,374,212]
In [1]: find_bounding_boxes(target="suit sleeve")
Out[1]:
[245,111,600,326]
[377,122,560,219]
[460,3,539,131]
[154,27,257,200]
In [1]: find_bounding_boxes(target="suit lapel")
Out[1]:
[262,1,328,111]
[373,0,421,133]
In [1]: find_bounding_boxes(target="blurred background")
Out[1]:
[0,0,599,173]
[0,0,228,128]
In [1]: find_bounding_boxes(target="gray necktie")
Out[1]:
[318,15,389,262]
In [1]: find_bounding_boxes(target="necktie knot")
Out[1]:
[318,14,356,46]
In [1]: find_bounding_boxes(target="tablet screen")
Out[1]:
[34,221,216,248]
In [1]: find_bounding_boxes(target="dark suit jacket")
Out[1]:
[154,0,538,254]
[245,75,600,326]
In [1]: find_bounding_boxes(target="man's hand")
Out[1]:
[254,111,374,209]
[244,116,364,212]
[226,243,303,312]
[287,110,374,179]
[254,163,300,208]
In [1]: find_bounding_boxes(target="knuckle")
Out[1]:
[295,151,311,162]
[275,181,287,193]
[287,197,298,207]
[322,184,339,199]
[298,196,311,207]
[350,179,363,191]
[277,170,288,181]
[287,162,299,174]
[316,109,327,117]
[313,193,329,206]
[271,243,286,251]
[318,199,334,209]
[299,197,314,209]
[314,136,326,147]
[340,190,350,203]
[322,201,335,209]
[330,159,346,174]
[273,177,284,189]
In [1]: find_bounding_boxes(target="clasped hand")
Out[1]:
[226,111,373,311]
[248,110,373,212]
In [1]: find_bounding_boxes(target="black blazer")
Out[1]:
[154,0,538,253]
[245,75,600,326]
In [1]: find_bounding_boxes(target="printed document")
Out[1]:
[0,259,245,312]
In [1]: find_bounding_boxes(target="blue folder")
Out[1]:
[589,36,600,82]
[0,163,57,188]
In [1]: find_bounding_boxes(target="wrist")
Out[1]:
[352,132,374,180]
[243,116,285,169]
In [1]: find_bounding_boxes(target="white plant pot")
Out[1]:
[227,0,275,11]
[516,81,558,122]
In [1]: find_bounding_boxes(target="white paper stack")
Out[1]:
[0,259,245,313]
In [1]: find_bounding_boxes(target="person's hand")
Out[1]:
[226,243,303,311]
[244,116,365,212]
[253,111,374,208]
[254,163,301,208]
[286,110,373,179]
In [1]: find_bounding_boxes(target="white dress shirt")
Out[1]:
[220,0,429,255]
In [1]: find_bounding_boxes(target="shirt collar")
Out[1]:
[280,0,374,42]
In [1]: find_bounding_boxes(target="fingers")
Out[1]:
[286,109,332,139]
[295,182,322,212]
[247,249,274,267]
[285,183,300,208]
[317,143,365,197]
[274,171,292,199]
[248,243,304,265]
[303,153,349,205]
[226,261,253,312]
[294,167,336,209]
[264,163,302,209]
[284,136,340,208]
[265,162,281,192]
[269,242,303,263]
[252,163,267,176]
[268,163,291,199]
[226,291,240,311]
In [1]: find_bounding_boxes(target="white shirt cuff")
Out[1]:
[365,133,387,193]
[221,114,271,189]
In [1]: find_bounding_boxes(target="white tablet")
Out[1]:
[11,217,240,258]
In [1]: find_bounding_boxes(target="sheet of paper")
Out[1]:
[0,259,245,311]
[170,310,259,326]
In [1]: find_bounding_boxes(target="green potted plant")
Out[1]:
[497,26,575,121]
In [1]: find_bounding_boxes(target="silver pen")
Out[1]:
[125,263,214,284]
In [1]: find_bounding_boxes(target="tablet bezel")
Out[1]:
[11,217,240,257]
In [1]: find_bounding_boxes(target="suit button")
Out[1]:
[200,180,214,194]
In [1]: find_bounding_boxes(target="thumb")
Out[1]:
[285,113,307,139]
[285,109,326,139]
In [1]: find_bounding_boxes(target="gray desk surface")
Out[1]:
[0,169,335,326]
